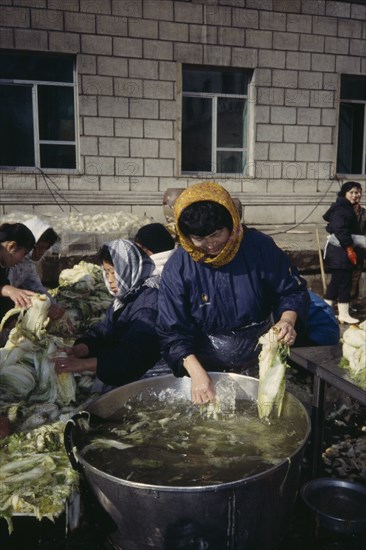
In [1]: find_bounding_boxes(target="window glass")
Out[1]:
[242,100,248,150]
[0,85,35,167]
[182,65,251,175]
[337,103,364,174]
[340,75,366,101]
[217,151,244,174]
[183,66,248,95]
[337,74,366,175]
[182,96,212,172]
[40,144,76,169]
[38,86,75,141]
[0,52,74,82]
[0,53,76,170]
[217,98,244,148]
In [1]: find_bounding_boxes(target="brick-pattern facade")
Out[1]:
[0,0,365,225]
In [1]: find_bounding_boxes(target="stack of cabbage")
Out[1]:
[257,326,289,420]
[0,210,152,256]
[51,210,150,235]
[0,420,79,532]
[0,297,80,532]
[341,321,366,389]
[48,261,112,340]
[0,262,113,426]
[0,294,76,406]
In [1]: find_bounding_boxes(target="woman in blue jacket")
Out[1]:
[157,182,309,404]
[55,239,162,387]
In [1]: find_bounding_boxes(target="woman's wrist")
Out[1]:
[278,311,297,328]
[280,317,295,327]
[0,285,9,297]
[182,354,194,372]
[85,358,97,372]
[182,354,202,376]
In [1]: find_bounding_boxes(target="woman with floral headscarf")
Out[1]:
[157,182,309,404]
[54,239,162,386]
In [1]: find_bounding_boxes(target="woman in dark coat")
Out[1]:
[157,182,309,404]
[323,181,363,324]
[0,222,36,321]
[54,239,162,386]
[350,188,366,307]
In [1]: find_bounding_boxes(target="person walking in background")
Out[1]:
[323,181,364,324]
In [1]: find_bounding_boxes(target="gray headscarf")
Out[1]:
[102,239,156,310]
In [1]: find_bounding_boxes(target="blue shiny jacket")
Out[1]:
[157,228,309,376]
[76,286,160,386]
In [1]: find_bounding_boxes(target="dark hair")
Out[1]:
[178,201,233,237]
[135,223,175,254]
[96,244,113,265]
[0,222,35,251]
[39,227,59,247]
[338,181,362,197]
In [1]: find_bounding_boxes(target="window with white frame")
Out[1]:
[0,51,77,170]
[337,74,366,176]
[182,65,252,175]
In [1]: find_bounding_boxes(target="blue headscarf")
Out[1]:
[102,239,155,310]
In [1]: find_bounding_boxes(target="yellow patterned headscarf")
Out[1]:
[173,181,243,268]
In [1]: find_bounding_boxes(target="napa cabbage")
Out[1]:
[0,421,79,533]
[257,327,289,420]
[340,321,366,388]
[49,261,112,338]
[0,295,76,405]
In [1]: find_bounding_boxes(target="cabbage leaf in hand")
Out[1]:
[257,327,289,420]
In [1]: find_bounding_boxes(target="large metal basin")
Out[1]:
[65,373,310,550]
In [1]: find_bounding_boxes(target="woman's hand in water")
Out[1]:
[182,354,216,404]
[191,373,216,404]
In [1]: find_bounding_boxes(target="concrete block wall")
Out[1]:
[0,0,365,226]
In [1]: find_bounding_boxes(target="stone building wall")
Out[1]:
[0,0,365,225]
